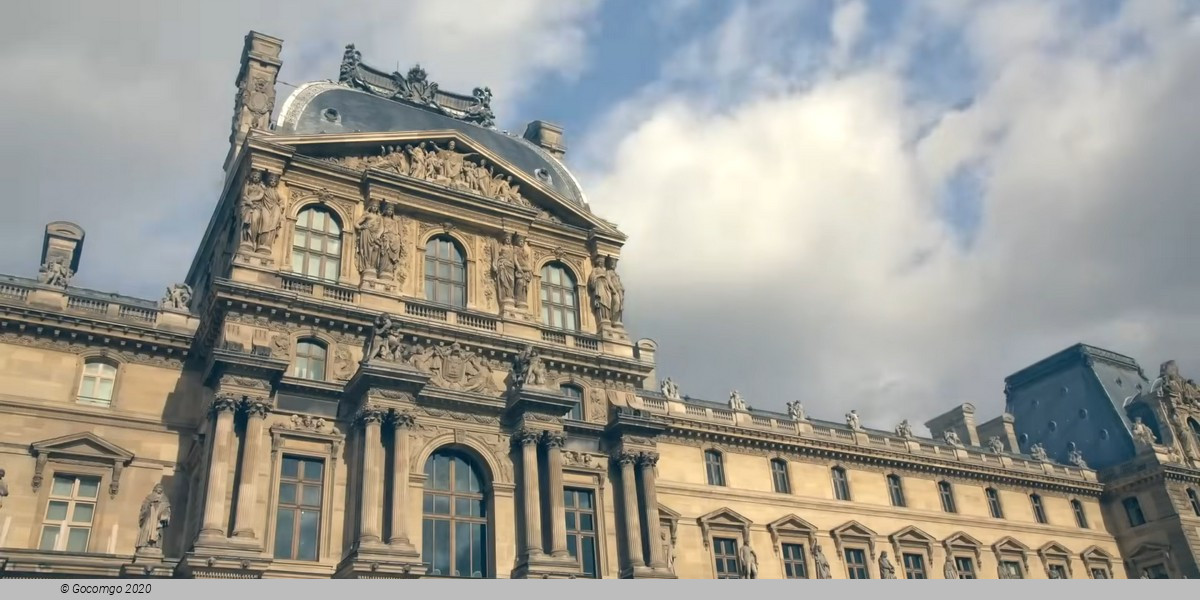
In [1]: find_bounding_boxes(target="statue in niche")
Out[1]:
[987,435,1005,453]
[606,256,625,325]
[737,540,758,579]
[378,203,407,282]
[587,254,613,324]
[254,172,284,252]
[846,410,863,431]
[135,482,171,553]
[1131,417,1156,447]
[943,557,958,579]
[660,378,681,400]
[813,544,832,579]
[239,170,265,248]
[242,75,275,131]
[159,283,192,311]
[489,234,516,303]
[38,256,73,288]
[729,390,747,411]
[0,468,8,508]
[879,551,897,579]
[355,200,383,279]
[1029,442,1049,462]
[1067,448,1088,468]
[512,233,532,308]
[943,429,963,447]
[894,419,914,438]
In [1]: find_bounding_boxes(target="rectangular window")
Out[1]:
[1030,495,1048,524]
[1048,564,1068,579]
[781,543,807,578]
[561,385,584,421]
[844,548,869,579]
[771,460,791,494]
[1090,567,1109,579]
[887,475,906,507]
[938,482,957,513]
[902,553,926,579]
[713,537,740,578]
[1072,500,1089,528]
[1000,560,1024,579]
[832,468,851,501]
[273,456,324,561]
[565,489,598,578]
[39,474,100,552]
[705,451,725,487]
[986,488,1005,519]
[1123,496,1146,527]
[955,556,976,579]
[1144,564,1168,579]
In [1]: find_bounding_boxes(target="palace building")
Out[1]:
[0,31,1198,580]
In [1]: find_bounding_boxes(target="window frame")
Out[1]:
[421,448,490,578]
[560,384,584,421]
[831,466,851,501]
[291,338,328,381]
[1186,488,1200,517]
[424,235,467,308]
[986,487,1005,519]
[1029,493,1048,524]
[902,552,927,579]
[937,481,957,514]
[770,458,791,494]
[712,536,741,579]
[76,358,119,407]
[954,556,977,579]
[564,487,600,578]
[780,542,809,579]
[290,206,343,282]
[1071,499,1089,528]
[843,547,870,579]
[886,474,906,507]
[704,450,726,487]
[37,473,102,553]
[272,455,324,561]
[1123,496,1146,527]
[265,426,343,565]
[999,559,1025,579]
[538,262,580,332]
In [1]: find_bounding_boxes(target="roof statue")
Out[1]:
[338,44,496,128]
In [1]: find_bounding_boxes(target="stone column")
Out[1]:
[232,397,272,539]
[199,396,239,539]
[638,452,667,569]
[543,431,569,558]
[389,412,416,547]
[517,428,543,558]
[617,451,645,569]
[357,406,386,545]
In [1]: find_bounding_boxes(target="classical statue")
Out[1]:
[1067,448,1088,468]
[846,410,862,431]
[1156,360,1185,398]
[432,141,467,187]
[894,419,914,438]
[987,435,1005,453]
[38,256,73,288]
[879,551,896,579]
[0,468,8,508]
[663,529,677,571]
[1131,417,1157,447]
[407,143,430,180]
[512,233,532,308]
[606,255,625,325]
[490,233,517,303]
[787,401,806,422]
[159,283,192,311]
[241,75,275,131]
[813,544,832,579]
[737,540,758,579]
[355,200,383,279]
[1029,443,1049,462]
[943,429,962,447]
[363,313,398,362]
[378,203,407,281]
[510,345,545,389]
[943,557,958,579]
[729,390,747,411]
[253,171,284,252]
[660,378,681,400]
[239,170,265,248]
[587,254,612,324]
[135,482,171,552]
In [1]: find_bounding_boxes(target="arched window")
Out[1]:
[770,459,790,494]
[1187,488,1200,517]
[938,481,957,513]
[291,207,342,281]
[704,450,725,486]
[1030,494,1048,524]
[831,467,851,501]
[1122,496,1146,526]
[1189,418,1200,447]
[425,236,466,307]
[561,384,584,421]
[292,339,327,381]
[986,488,1004,518]
[886,475,905,507]
[540,263,578,331]
[422,449,488,577]
[77,359,117,406]
[1071,499,1089,528]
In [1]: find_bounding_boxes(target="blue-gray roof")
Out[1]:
[276,82,588,207]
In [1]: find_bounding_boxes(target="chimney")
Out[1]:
[523,120,566,159]
[40,221,85,275]
[924,403,980,447]
[224,31,284,172]
[976,412,1020,453]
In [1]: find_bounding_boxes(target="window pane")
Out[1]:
[297,510,319,561]
[582,537,597,577]
[72,503,95,523]
[327,238,340,255]
[323,260,338,281]
[51,476,75,497]
[274,509,295,559]
[456,498,475,518]
[455,521,471,577]
[66,527,90,552]
[580,513,594,532]
[279,483,297,505]
[46,500,69,521]
[305,258,321,278]
[311,210,325,229]
[39,526,59,550]
[282,457,300,479]
[294,231,307,248]
[77,477,100,498]
[303,461,323,481]
[434,495,451,515]
[96,378,114,400]
[291,253,304,273]
[301,484,322,507]
[79,378,96,399]
[433,520,451,575]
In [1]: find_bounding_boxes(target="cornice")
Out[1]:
[0,303,193,352]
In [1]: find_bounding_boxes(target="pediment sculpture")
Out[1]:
[324,142,534,208]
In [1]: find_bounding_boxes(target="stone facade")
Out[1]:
[0,30,1193,579]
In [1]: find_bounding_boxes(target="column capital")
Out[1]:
[240,396,274,419]
[209,395,240,416]
[356,404,387,426]
[513,427,542,447]
[613,450,639,466]
[636,451,660,468]
[391,410,417,429]
[540,430,566,449]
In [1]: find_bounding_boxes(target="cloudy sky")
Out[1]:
[3,0,1199,432]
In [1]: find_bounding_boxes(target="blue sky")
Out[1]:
[2,0,1199,431]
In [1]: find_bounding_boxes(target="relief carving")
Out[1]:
[288,414,330,433]
[240,75,275,131]
[38,256,73,288]
[333,346,354,380]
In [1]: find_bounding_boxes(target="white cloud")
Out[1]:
[582,0,1200,430]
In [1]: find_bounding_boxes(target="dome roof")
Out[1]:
[276,82,588,207]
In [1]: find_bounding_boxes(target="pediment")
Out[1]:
[697,507,752,529]
[1038,541,1071,559]
[1129,542,1170,560]
[830,520,877,541]
[943,531,982,550]
[889,525,937,547]
[768,514,817,535]
[992,536,1030,554]
[31,432,134,463]
[280,132,612,234]
[1080,545,1113,561]
[658,503,681,521]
